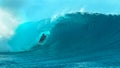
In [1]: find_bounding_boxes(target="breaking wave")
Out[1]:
[1,12,120,67]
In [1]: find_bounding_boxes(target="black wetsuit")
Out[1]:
[39,34,46,43]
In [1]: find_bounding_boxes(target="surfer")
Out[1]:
[30,34,47,51]
[39,33,47,44]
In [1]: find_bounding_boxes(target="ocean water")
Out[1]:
[0,12,120,67]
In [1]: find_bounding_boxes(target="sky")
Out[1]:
[0,0,120,21]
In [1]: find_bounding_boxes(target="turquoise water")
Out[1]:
[1,0,120,67]
[0,13,120,67]
[8,18,53,52]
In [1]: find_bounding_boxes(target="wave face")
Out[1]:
[43,13,120,56]
[1,12,120,67]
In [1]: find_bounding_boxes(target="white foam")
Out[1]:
[0,9,19,38]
